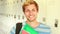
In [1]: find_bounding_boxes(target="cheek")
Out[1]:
[34,12,38,16]
[25,12,29,17]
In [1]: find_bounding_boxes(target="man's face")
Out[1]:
[24,4,38,21]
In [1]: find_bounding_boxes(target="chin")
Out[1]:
[29,18,34,20]
[29,19,35,21]
[27,17,36,21]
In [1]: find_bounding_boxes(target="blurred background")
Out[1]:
[0,0,60,34]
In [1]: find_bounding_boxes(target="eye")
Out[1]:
[25,9,30,12]
[32,9,35,11]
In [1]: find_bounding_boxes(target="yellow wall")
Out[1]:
[34,0,60,34]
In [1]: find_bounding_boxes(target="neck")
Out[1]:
[26,19,40,28]
[26,19,36,24]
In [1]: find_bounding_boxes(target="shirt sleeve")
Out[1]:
[35,23,51,34]
[10,25,16,34]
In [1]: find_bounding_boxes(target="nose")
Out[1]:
[29,11,33,16]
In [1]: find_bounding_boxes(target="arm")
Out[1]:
[10,26,16,34]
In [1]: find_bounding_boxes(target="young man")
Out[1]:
[10,0,51,34]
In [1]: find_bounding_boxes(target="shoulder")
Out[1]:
[35,23,51,34]
[40,23,50,29]
[10,21,26,34]
[10,24,16,34]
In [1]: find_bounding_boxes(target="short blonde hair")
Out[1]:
[22,0,38,12]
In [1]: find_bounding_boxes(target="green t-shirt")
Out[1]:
[20,23,38,34]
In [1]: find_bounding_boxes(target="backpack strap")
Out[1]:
[15,23,22,34]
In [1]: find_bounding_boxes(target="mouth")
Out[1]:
[29,15,34,19]
[27,15,36,22]
[29,16,33,18]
